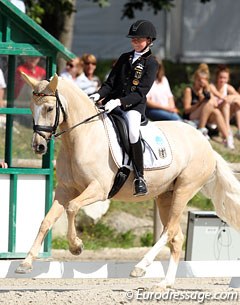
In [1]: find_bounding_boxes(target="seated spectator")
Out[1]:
[210,65,240,140]
[60,57,84,82]
[81,53,101,95]
[146,61,182,121]
[0,68,6,107]
[60,57,97,96]
[0,68,7,127]
[15,56,46,99]
[183,63,233,148]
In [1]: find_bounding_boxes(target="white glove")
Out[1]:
[89,93,100,102]
[104,99,121,113]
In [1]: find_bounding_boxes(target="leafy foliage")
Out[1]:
[24,0,76,38]
[92,0,210,19]
[24,0,211,35]
[25,0,75,24]
[140,232,154,247]
[78,222,136,249]
[121,0,175,19]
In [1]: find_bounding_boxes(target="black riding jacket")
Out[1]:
[98,50,159,116]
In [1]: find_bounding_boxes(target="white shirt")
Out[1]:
[132,48,150,64]
[147,76,173,107]
[0,69,6,89]
[60,71,98,95]
[10,0,26,13]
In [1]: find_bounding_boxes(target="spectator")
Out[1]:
[0,68,6,107]
[0,161,8,168]
[15,56,46,98]
[60,57,98,95]
[81,53,101,95]
[60,57,84,82]
[0,68,7,127]
[210,65,240,140]
[146,61,182,121]
[182,63,233,148]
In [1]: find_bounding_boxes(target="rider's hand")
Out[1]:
[104,99,121,113]
[89,93,100,103]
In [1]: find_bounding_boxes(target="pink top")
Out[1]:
[147,76,173,107]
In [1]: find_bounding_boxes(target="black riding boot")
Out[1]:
[131,139,148,196]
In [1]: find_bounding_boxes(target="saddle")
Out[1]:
[109,113,147,156]
[107,109,148,199]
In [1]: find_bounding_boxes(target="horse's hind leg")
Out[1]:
[130,192,173,277]
[131,183,201,289]
[157,194,184,289]
[154,183,203,290]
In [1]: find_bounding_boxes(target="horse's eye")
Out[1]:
[47,107,54,112]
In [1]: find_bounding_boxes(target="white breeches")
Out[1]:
[125,110,141,144]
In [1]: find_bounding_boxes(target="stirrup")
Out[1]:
[133,177,148,196]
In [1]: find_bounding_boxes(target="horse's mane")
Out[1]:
[57,77,96,113]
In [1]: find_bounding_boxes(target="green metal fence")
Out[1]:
[0,1,75,258]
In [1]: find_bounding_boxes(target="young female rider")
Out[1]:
[90,20,159,196]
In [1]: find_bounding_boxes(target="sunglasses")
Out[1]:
[66,62,74,68]
[85,62,96,66]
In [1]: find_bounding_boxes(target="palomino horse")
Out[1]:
[16,73,240,289]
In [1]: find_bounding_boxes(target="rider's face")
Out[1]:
[131,38,150,52]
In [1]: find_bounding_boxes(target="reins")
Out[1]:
[53,109,107,139]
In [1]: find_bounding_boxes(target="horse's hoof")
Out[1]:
[69,241,84,256]
[130,267,146,277]
[15,263,33,274]
[150,280,173,291]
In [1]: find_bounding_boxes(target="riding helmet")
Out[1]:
[127,20,157,41]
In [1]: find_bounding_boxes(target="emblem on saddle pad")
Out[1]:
[159,147,167,159]
[155,136,167,159]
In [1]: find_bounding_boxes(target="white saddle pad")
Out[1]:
[103,115,172,170]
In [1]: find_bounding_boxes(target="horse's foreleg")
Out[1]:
[66,208,84,255]
[15,199,64,274]
[66,181,105,255]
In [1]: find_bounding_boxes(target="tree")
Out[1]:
[25,0,76,49]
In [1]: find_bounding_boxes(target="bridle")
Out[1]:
[32,90,66,141]
[32,90,106,142]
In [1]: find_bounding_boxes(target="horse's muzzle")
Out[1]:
[32,134,48,155]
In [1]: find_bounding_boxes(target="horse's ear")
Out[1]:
[47,74,58,93]
[21,71,38,88]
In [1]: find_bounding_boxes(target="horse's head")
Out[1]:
[21,73,66,155]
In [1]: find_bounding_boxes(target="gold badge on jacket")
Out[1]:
[134,63,144,79]
[132,79,139,86]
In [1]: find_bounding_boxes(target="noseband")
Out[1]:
[32,90,66,141]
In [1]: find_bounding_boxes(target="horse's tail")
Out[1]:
[201,151,240,231]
